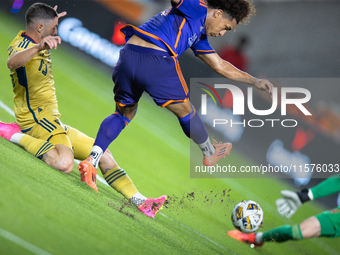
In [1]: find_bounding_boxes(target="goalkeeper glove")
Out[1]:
[275,189,313,218]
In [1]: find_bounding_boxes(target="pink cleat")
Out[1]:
[138,195,167,219]
[0,121,21,141]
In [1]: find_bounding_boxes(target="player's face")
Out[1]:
[205,10,237,37]
[42,17,59,38]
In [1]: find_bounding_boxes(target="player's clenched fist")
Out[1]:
[38,36,61,51]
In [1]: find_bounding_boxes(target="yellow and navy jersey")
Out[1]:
[8,30,59,131]
[121,0,215,58]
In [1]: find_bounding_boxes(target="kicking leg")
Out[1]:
[228,216,329,247]
[228,224,303,247]
[98,149,142,201]
[99,150,166,218]
[84,103,138,169]
[78,104,136,192]
[74,121,166,217]
[165,100,232,166]
[70,121,134,193]
[300,216,321,238]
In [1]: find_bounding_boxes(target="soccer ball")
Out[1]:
[231,200,264,233]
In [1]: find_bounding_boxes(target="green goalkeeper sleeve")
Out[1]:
[311,173,340,200]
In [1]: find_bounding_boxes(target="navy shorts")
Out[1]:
[112,44,189,107]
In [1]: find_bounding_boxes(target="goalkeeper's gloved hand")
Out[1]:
[275,189,313,218]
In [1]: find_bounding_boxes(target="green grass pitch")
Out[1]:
[0,10,339,255]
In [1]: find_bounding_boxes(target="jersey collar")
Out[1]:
[21,31,37,44]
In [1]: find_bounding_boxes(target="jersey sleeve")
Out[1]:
[311,173,340,200]
[190,34,215,56]
[172,0,207,19]
[8,37,35,58]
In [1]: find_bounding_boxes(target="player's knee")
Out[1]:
[299,216,321,238]
[116,104,137,121]
[166,100,192,118]
[57,157,74,174]
[46,144,75,173]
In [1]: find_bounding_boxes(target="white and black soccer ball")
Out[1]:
[231,200,264,233]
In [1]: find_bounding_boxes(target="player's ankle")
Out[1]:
[88,145,103,168]
[199,137,215,156]
[255,232,263,245]
[131,192,147,207]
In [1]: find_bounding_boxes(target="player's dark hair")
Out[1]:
[206,0,255,25]
[25,3,58,27]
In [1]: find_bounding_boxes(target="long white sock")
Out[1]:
[255,232,264,244]
[10,133,25,144]
[198,137,215,156]
[89,145,103,168]
[130,192,147,207]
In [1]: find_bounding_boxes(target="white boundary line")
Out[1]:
[0,102,53,255]
[0,227,52,255]
[0,100,15,117]
[1,100,229,254]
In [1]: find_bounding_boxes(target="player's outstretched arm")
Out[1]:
[197,53,273,97]
[310,173,340,200]
[276,173,340,218]
[276,189,312,218]
[7,36,61,70]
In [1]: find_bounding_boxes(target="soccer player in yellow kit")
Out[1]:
[0,2,165,218]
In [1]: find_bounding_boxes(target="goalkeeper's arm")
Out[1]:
[276,173,340,218]
[310,173,340,200]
